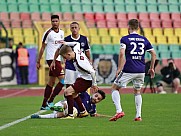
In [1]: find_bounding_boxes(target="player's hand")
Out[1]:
[36,62,41,70]
[50,61,56,71]
[116,69,122,77]
[148,69,155,78]
[60,40,65,45]
[91,85,99,93]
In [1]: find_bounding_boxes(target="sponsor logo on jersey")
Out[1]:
[81,42,85,47]
[80,56,84,60]
[55,40,63,44]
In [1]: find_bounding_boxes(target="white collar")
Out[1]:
[130,31,138,34]
[71,35,80,40]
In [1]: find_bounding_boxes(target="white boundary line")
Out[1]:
[0,89,29,98]
[0,110,46,131]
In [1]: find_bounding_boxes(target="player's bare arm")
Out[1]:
[116,48,125,77]
[36,42,46,70]
[90,71,99,92]
[50,48,60,71]
[148,49,156,78]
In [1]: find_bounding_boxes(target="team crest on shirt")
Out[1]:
[81,42,85,47]
[80,56,84,60]
[120,43,124,48]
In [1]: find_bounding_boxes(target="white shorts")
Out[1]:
[114,72,145,90]
[64,69,78,84]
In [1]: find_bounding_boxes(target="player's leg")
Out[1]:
[48,60,65,105]
[72,78,92,117]
[31,111,64,119]
[132,73,144,121]
[48,76,64,105]
[109,83,125,121]
[133,89,142,121]
[172,78,180,94]
[64,86,75,118]
[41,76,56,110]
[110,72,130,121]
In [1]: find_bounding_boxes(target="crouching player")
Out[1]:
[31,90,106,119]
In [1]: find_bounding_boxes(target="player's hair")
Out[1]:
[128,19,139,30]
[97,90,106,100]
[18,42,23,46]
[59,44,72,55]
[70,21,79,26]
[51,15,59,20]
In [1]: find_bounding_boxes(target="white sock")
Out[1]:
[111,90,122,113]
[39,113,57,118]
[135,94,142,118]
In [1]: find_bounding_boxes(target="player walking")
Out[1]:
[109,19,156,121]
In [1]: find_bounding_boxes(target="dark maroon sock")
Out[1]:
[74,96,85,112]
[66,95,74,115]
[48,82,64,103]
[41,84,52,107]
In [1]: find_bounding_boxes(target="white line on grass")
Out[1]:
[0,89,28,98]
[0,110,46,131]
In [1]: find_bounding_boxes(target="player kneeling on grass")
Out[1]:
[31,91,106,119]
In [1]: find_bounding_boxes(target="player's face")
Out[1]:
[91,92,103,104]
[62,53,72,60]
[51,18,59,29]
[70,24,80,35]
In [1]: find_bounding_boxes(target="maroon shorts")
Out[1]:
[72,78,92,93]
[46,60,64,77]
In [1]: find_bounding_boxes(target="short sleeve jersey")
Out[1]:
[42,28,64,61]
[74,92,96,115]
[64,35,90,71]
[120,33,154,73]
[73,43,94,81]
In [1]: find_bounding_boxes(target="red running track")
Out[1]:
[0,87,180,98]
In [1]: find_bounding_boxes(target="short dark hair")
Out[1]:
[97,90,106,100]
[128,19,139,30]
[51,15,59,20]
[70,21,79,26]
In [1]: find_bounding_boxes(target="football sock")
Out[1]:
[42,84,52,107]
[112,90,122,113]
[74,96,85,112]
[66,95,74,115]
[48,82,64,103]
[135,94,142,118]
[39,113,57,118]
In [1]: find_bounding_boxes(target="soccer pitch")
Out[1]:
[0,94,181,136]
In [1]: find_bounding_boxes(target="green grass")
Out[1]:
[0,94,181,136]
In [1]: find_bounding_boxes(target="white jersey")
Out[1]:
[42,28,64,61]
[73,43,95,82]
